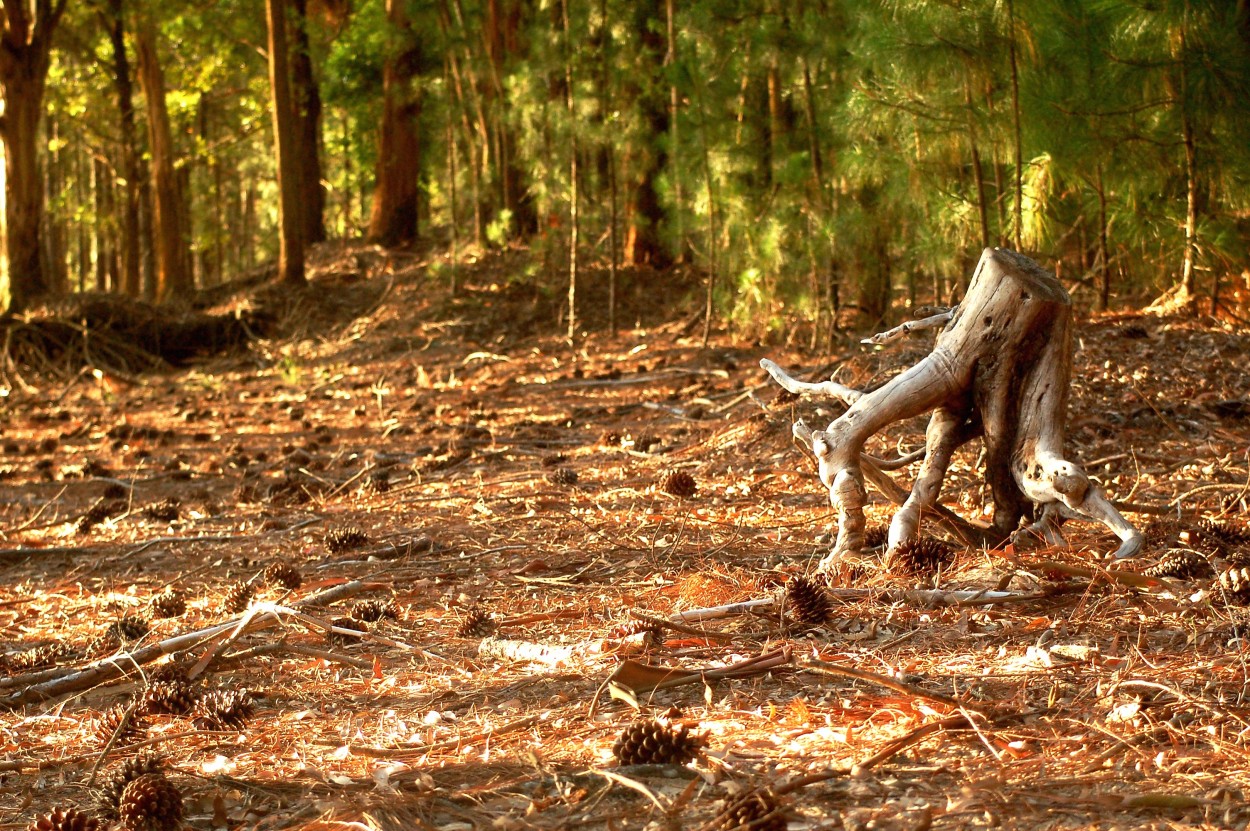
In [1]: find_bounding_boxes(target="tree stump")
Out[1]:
[762,248,1142,573]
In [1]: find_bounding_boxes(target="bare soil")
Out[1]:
[2,246,1250,831]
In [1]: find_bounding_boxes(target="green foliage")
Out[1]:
[12,0,1250,327]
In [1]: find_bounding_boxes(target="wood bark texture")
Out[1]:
[367,0,423,248]
[762,248,1143,574]
[135,22,192,302]
[266,0,307,285]
[0,0,67,312]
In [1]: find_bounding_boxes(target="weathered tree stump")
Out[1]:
[762,248,1142,573]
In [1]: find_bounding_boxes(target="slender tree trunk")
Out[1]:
[135,21,193,302]
[94,156,118,291]
[291,0,326,245]
[1096,165,1110,311]
[625,0,672,267]
[266,0,307,284]
[196,96,218,285]
[76,146,91,290]
[242,181,257,272]
[103,0,143,298]
[562,0,578,342]
[1007,0,1023,251]
[367,0,423,247]
[1179,40,1198,309]
[484,0,536,237]
[447,115,459,294]
[965,86,990,253]
[438,1,487,244]
[0,0,68,312]
[667,0,683,262]
[43,117,67,296]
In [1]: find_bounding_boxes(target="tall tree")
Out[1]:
[266,0,306,285]
[0,0,69,312]
[102,0,144,298]
[367,0,423,248]
[135,19,192,302]
[483,0,536,237]
[291,0,326,245]
[623,0,672,267]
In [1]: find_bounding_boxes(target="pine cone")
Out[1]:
[599,430,623,447]
[546,467,579,487]
[28,809,99,831]
[1181,519,1249,557]
[888,537,956,577]
[863,524,889,550]
[192,689,254,731]
[118,773,183,831]
[143,499,181,522]
[78,498,126,534]
[540,453,567,468]
[138,680,200,716]
[8,641,73,672]
[612,717,706,765]
[93,703,147,746]
[659,469,697,498]
[95,754,165,820]
[704,786,788,831]
[1144,549,1214,581]
[456,608,496,638]
[263,562,303,590]
[1217,566,1250,604]
[606,619,662,643]
[149,589,186,619]
[327,616,367,644]
[785,576,832,625]
[325,527,370,553]
[350,599,397,623]
[112,616,151,642]
[87,630,123,659]
[221,581,255,614]
[146,660,192,686]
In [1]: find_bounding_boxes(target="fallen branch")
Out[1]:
[805,658,985,714]
[1,581,373,708]
[478,636,578,667]
[629,610,735,641]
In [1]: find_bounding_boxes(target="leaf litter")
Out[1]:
[1,247,1249,830]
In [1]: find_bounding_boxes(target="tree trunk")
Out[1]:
[135,21,193,302]
[367,0,423,248]
[103,0,143,298]
[762,248,1143,575]
[624,0,672,268]
[1007,0,1023,252]
[43,116,67,296]
[94,156,119,291]
[291,0,326,245]
[266,0,307,285]
[484,0,536,238]
[1096,164,1110,311]
[0,0,68,312]
[562,0,578,342]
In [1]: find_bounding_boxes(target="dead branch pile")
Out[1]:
[1,293,270,383]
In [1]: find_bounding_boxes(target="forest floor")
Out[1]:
[2,244,1250,831]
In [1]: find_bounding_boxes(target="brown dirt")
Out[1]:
[2,246,1250,831]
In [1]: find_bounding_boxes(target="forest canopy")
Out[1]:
[1,0,1249,335]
